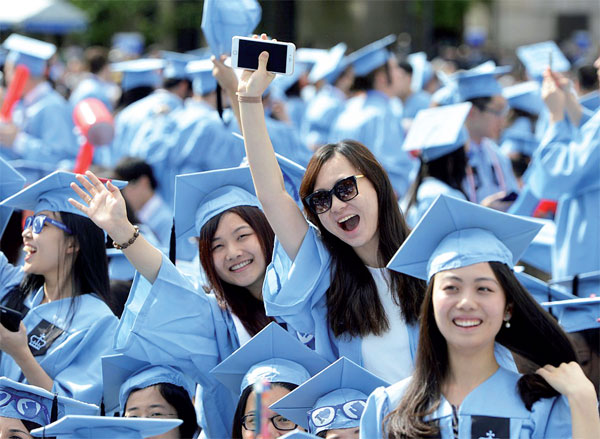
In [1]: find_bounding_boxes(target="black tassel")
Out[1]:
[50,393,58,423]
[573,274,580,297]
[100,397,105,416]
[169,221,176,265]
[216,83,224,121]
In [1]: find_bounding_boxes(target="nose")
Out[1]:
[22,225,32,239]
[455,290,477,310]
[329,192,347,214]
[224,242,243,261]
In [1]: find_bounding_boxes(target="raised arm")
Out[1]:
[68,170,163,284]
[236,35,308,260]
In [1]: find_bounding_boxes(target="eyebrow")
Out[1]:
[212,225,252,242]
[126,403,167,411]
[9,428,29,434]
[439,275,499,284]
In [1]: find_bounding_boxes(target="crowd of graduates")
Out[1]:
[0,2,599,438]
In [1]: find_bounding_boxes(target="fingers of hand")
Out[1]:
[75,173,96,195]
[68,198,87,214]
[70,182,93,204]
[85,170,107,193]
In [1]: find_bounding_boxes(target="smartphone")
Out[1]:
[231,36,295,75]
[0,305,23,332]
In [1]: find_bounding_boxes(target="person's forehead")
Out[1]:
[314,154,358,189]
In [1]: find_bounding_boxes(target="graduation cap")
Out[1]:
[502,81,543,116]
[550,271,600,299]
[402,102,472,162]
[201,0,262,57]
[174,155,305,240]
[30,415,182,439]
[210,322,330,395]
[454,66,509,101]
[516,41,570,81]
[2,34,56,77]
[515,271,575,305]
[308,43,348,84]
[161,51,197,80]
[101,354,195,414]
[111,59,165,92]
[185,58,217,96]
[0,171,126,218]
[0,377,98,428]
[387,194,544,280]
[347,34,396,77]
[270,357,388,434]
[407,51,434,92]
[0,157,25,237]
[541,297,600,333]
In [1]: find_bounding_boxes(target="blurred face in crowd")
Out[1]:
[467,95,508,142]
[125,385,180,439]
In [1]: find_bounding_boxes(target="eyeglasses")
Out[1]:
[308,399,366,429]
[24,215,72,235]
[241,413,297,432]
[483,105,508,117]
[303,175,364,215]
[0,390,50,423]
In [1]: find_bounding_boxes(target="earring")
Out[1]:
[504,320,511,329]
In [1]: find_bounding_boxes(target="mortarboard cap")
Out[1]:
[270,357,387,434]
[550,271,600,299]
[3,34,56,77]
[30,415,182,439]
[186,58,217,96]
[516,41,570,81]
[515,271,575,305]
[387,194,544,280]
[308,43,347,84]
[107,247,136,281]
[402,102,472,162]
[112,33,144,57]
[502,81,543,115]
[101,354,195,414]
[210,322,330,395]
[407,52,434,92]
[280,430,321,439]
[431,80,459,106]
[541,297,600,333]
[0,157,26,237]
[0,377,98,427]
[454,66,509,101]
[111,59,165,92]
[161,51,197,80]
[347,34,396,77]
[0,170,126,218]
[201,0,262,57]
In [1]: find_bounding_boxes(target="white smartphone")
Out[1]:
[231,36,295,75]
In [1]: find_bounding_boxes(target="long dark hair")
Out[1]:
[157,383,199,439]
[384,262,577,439]
[3,211,114,317]
[199,206,276,337]
[300,140,425,338]
[405,147,468,213]
[231,382,298,439]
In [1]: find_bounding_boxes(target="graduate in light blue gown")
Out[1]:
[401,103,471,227]
[210,323,330,439]
[0,377,98,435]
[360,195,599,439]
[271,357,387,439]
[456,67,520,203]
[328,35,415,197]
[101,354,198,438]
[68,46,117,113]
[0,171,120,405]
[396,57,431,123]
[69,161,305,439]
[0,34,79,166]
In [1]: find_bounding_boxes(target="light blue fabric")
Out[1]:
[328,91,415,197]
[526,110,600,279]
[301,84,346,149]
[579,90,600,112]
[360,366,572,438]
[5,82,79,165]
[0,254,118,405]
[69,74,115,113]
[138,195,173,251]
[263,225,420,371]
[500,116,539,157]
[403,177,467,228]
[466,137,519,202]
[401,90,431,120]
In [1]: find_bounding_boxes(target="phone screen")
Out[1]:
[237,39,288,74]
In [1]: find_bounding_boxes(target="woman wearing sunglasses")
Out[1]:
[360,195,599,439]
[0,171,118,405]
[231,36,426,384]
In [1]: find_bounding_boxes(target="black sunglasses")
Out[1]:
[304,175,364,215]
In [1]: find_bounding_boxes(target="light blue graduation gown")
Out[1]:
[3,82,79,165]
[69,74,115,113]
[401,90,431,120]
[579,90,600,113]
[500,117,539,158]
[328,91,415,197]
[526,111,600,279]
[0,253,118,405]
[466,138,519,202]
[301,84,346,149]
[360,366,572,439]
[402,178,467,228]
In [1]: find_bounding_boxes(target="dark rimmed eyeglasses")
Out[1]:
[303,175,364,215]
[24,215,72,235]
[241,413,297,432]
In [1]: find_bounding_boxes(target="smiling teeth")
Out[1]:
[230,260,252,271]
[24,245,37,254]
[454,319,481,327]
[338,214,356,223]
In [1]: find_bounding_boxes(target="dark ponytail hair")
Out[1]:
[385,262,577,438]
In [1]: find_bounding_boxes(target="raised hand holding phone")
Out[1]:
[236,35,277,100]
[232,35,295,75]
